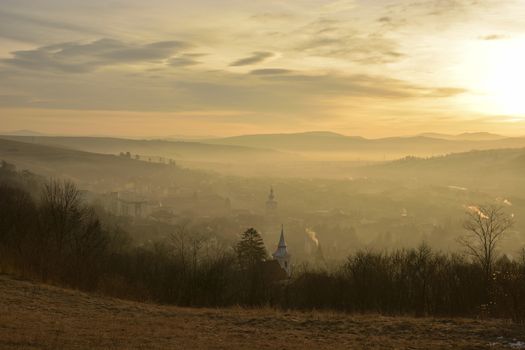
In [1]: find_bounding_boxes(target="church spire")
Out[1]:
[266,186,278,213]
[272,224,291,276]
[278,224,286,248]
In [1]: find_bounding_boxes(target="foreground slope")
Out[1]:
[0,275,524,350]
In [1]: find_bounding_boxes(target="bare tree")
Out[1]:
[37,180,110,286]
[461,204,514,282]
[169,220,207,274]
[40,179,83,258]
[169,221,191,270]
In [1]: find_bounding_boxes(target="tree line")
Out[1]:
[0,163,524,322]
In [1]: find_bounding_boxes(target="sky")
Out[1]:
[1,0,525,138]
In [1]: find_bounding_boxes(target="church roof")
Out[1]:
[277,225,286,247]
[273,225,289,258]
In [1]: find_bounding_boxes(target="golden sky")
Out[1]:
[1,0,525,137]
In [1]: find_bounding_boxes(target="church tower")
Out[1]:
[272,225,291,276]
[265,187,278,214]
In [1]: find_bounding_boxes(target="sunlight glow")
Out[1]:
[481,38,525,117]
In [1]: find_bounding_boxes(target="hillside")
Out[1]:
[5,133,525,179]
[0,138,208,189]
[2,136,525,189]
[1,274,524,350]
[0,129,48,137]
[0,137,167,176]
[358,147,525,193]
[0,135,284,163]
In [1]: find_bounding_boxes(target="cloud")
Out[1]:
[260,72,466,100]
[479,34,508,40]
[229,51,275,66]
[424,0,490,17]
[168,57,200,67]
[424,87,467,97]
[320,0,356,14]
[167,53,207,67]
[299,35,404,64]
[376,0,501,33]
[294,19,404,64]
[0,60,466,115]
[0,9,104,43]
[0,94,33,107]
[251,12,294,22]
[1,38,191,73]
[250,68,293,75]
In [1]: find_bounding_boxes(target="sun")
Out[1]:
[479,38,525,116]
[457,36,525,118]
[484,40,525,115]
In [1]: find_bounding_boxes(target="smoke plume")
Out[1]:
[305,228,319,247]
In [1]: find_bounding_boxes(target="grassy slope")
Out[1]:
[1,274,524,350]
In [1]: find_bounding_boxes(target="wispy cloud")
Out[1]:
[250,12,294,22]
[229,51,275,66]
[0,9,104,43]
[2,38,191,73]
[250,68,293,75]
[293,18,404,64]
[479,34,508,40]
[168,53,205,67]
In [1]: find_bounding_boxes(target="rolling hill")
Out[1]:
[0,135,285,163]
[3,135,525,186]
[358,147,525,194]
[0,138,209,188]
[4,132,525,166]
[202,131,525,159]
[419,132,507,141]
[0,129,48,137]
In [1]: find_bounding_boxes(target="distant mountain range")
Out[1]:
[3,131,525,163]
[1,136,524,195]
[203,131,364,152]
[201,131,525,159]
[418,132,506,141]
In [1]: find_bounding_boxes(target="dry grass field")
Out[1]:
[1,274,524,350]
